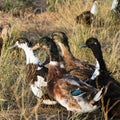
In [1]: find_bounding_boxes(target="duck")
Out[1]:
[51,31,96,81]
[32,36,106,113]
[111,0,120,16]
[80,37,120,118]
[76,0,98,25]
[10,37,56,105]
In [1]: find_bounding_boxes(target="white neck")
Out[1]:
[111,0,118,10]
[90,2,98,15]
[91,59,100,80]
[23,47,41,64]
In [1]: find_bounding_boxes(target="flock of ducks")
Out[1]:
[0,0,118,119]
[10,30,120,119]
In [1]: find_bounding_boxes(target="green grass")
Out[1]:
[0,0,120,119]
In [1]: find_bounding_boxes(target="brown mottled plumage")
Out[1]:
[51,31,95,81]
[26,64,48,84]
[47,63,65,98]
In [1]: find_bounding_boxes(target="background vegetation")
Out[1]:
[0,0,120,119]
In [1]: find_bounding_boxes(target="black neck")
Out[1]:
[92,47,107,72]
[48,42,61,62]
[50,51,59,61]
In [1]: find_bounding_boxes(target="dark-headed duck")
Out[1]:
[81,37,120,118]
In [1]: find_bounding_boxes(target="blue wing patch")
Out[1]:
[71,89,84,96]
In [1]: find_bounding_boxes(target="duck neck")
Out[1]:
[90,2,98,15]
[92,48,107,72]
[47,47,59,62]
[23,47,40,64]
[58,42,74,61]
[47,47,65,81]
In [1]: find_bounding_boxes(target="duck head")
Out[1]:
[10,37,32,50]
[10,37,40,64]
[51,31,72,57]
[81,37,100,50]
[80,37,107,73]
[32,36,62,62]
[51,31,69,47]
[80,37,102,59]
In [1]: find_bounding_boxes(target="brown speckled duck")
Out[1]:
[51,31,95,81]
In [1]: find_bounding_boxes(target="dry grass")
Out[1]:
[0,0,120,120]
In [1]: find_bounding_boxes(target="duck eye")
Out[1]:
[18,39,25,44]
[94,42,97,45]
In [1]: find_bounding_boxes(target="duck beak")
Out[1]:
[31,43,40,50]
[9,43,17,49]
[80,43,87,48]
